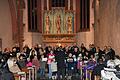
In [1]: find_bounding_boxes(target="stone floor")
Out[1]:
[37,73,81,80]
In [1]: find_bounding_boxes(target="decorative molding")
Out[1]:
[42,33,76,43]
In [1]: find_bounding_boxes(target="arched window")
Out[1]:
[80,0,90,31]
[28,0,39,32]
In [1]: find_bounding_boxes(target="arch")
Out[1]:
[8,0,25,48]
[8,0,17,42]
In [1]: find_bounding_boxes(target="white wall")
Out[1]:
[76,0,94,48]
[94,0,120,55]
[0,0,13,49]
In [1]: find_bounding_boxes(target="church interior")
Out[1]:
[0,0,120,80]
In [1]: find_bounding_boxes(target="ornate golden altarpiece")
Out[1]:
[42,8,76,46]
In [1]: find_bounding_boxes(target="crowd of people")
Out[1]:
[0,43,120,80]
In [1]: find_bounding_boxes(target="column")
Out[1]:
[68,0,70,10]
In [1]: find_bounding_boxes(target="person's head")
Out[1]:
[108,46,111,49]
[12,48,16,52]
[81,43,84,47]
[91,44,95,48]
[38,44,42,48]
[4,48,10,53]
[98,58,103,64]
[68,53,72,57]
[90,54,95,59]
[19,55,23,60]
[78,53,82,57]
[85,51,89,56]
[78,55,82,61]
[41,54,44,58]
[27,58,31,62]
[50,50,53,54]
[96,47,100,52]
[74,47,78,52]
[65,46,69,51]
[31,50,36,56]
[39,48,43,54]
[73,43,77,46]
[89,44,92,48]
[23,48,27,52]
[104,46,108,50]
[48,46,52,51]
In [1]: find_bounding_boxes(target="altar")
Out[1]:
[42,33,76,46]
[42,8,76,46]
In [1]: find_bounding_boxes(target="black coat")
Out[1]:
[0,54,15,80]
[107,49,115,60]
[55,50,66,68]
[93,63,105,76]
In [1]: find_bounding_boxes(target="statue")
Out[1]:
[45,15,50,34]
[56,15,61,34]
[67,16,72,33]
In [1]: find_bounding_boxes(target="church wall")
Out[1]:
[76,27,94,48]
[76,0,94,48]
[94,0,120,55]
[0,0,13,49]
[23,0,42,47]
[23,0,95,48]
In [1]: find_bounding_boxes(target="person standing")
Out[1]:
[47,50,55,79]
[55,48,66,80]
[66,53,74,76]
[39,54,47,77]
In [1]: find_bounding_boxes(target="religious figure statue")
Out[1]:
[67,16,72,33]
[45,15,50,34]
[56,15,61,34]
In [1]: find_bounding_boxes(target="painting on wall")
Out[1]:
[43,8,75,34]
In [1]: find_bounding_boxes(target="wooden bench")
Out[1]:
[14,66,37,80]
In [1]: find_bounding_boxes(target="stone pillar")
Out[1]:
[47,0,49,10]
[16,0,25,49]
[68,0,70,10]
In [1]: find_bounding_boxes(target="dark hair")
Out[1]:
[115,55,120,59]
[97,58,103,64]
